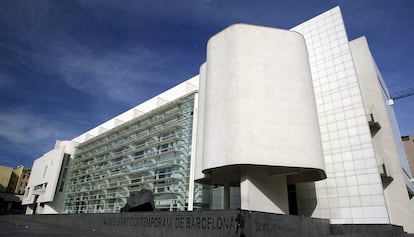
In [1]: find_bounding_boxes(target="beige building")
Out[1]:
[13,166,31,195]
[0,166,13,192]
[0,165,31,194]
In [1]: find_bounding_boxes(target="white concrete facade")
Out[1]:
[22,140,76,214]
[195,24,326,214]
[195,6,414,232]
[350,36,414,231]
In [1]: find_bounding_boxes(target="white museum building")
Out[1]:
[22,7,414,233]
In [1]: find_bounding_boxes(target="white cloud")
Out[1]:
[0,111,76,154]
[28,32,190,106]
[56,48,169,104]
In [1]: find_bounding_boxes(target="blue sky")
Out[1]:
[0,0,413,168]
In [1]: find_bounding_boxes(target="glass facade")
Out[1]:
[63,93,209,213]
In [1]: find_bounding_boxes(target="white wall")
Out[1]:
[23,148,64,205]
[198,24,325,183]
[350,36,414,233]
[196,23,325,214]
[23,141,77,214]
[292,7,390,225]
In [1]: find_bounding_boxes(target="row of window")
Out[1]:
[63,94,197,213]
[76,104,183,155]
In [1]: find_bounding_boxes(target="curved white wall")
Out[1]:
[197,24,325,185]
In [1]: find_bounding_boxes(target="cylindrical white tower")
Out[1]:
[195,24,326,214]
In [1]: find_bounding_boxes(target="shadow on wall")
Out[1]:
[295,182,317,217]
[243,171,290,214]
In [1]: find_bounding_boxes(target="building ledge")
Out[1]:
[367,113,381,136]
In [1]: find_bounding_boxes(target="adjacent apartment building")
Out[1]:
[0,165,31,194]
[22,7,414,233]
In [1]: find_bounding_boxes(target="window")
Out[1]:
[157,168,172,179]
[158,142,175,153]
[134,151,144,159]
[43,166,48,179]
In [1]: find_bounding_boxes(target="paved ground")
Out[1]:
[0,217,114,237]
